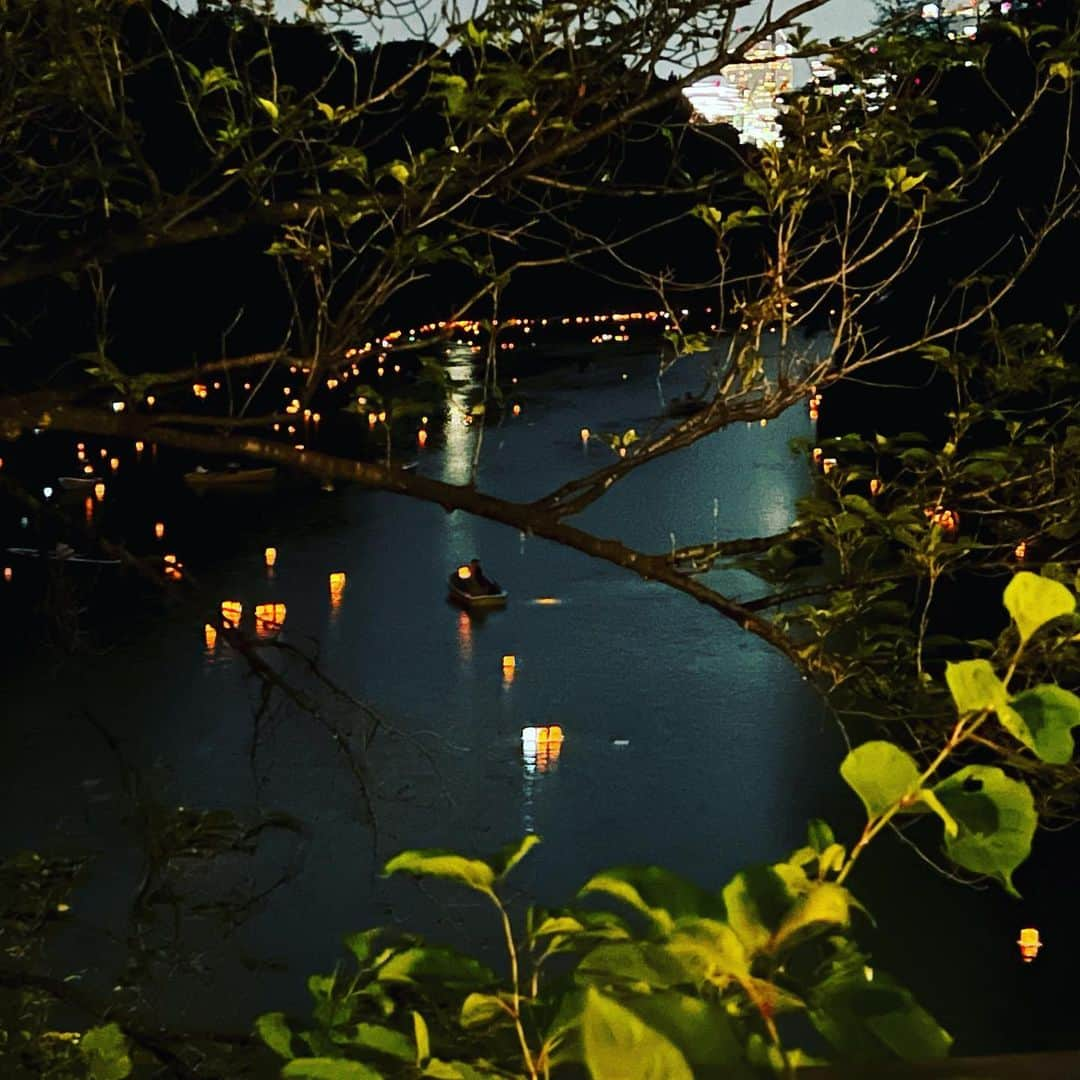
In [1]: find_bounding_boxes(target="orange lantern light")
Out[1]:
[457,565,472,580]
[1018,928,1042,963]
[3,567,11,583]
[221,600,243,627]
[83,464,94,475]
[154,522,165,540]
[418,429,428,447]
[204,624,218,650]
[146,395,156,407]
[84,496,94,522]
[94,482,106,501]
[135,440,145,453]
[163,553,177,565]
[581,428,590,443]
[812,447,823,463]
[512,404,521,416]
[109,457,120,472]
[255,602,287,635]
[264,546,277,568]
[502,654,516,670]
[1014,540,1027,561]
[822,457,837,475]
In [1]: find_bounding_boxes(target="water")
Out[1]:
[1,343,1072,1057]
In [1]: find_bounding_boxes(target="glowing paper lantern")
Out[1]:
[457,565,472,580]
[109,457,120,472]
[146,395,156,406]
[264,547,277,568]
[204,624,218,650]
[154,522,165,540]
[135,441,145,453]
[502,654,516,670]
[418,430,428,447]
[255,602,287,635]
[2,567,11,583]
[1018,927,1042,963]
[111,401,125,413]
[221,600,243,627]
[512,404,521,416]
[580,428,590,443]
[94,482,106,501]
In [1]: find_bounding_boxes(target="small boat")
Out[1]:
[184,465,277,488]
[448,567,507,608]
[58,475,100,490]
[7,545,121,567]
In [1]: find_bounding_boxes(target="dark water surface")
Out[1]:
[2,345,1074,1057]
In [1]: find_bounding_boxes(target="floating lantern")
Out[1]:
[255,602,287,635]
[111,401,125,413]
[421,416,428,425]
[109,457,120,472]
[204,624,218,650]
[83,464,95,476]
[378,411,387,423]
[760,418,768,427]
[1014,540,1027,561]
[264,546,277,568]
[100,449,108,458]
[329,571,346,592]
[581,428,591,443]
[77,442,85,451]
[77,449,86,461]
[94,482,106,501]
[326,378,338,390]
[368,413,377,426]
[502,654,516,670]
[42,486,53,499]
[3,567,11,583]
[533,597,562,606]
[283,387,291,396]
[193,383,208,399]
[822,458,838,475]
[212,381,221,391]
[418,430,428,447]
[457,565,472,580]
[146,395,156,407]
[135,440,145,453]
[221,600,243,627]
[1018,927,1042,962]
[512,404,521,416]
[243,382,252,391]
[154,522,165,540]
[869,477,883,496]
[163,553,177,565]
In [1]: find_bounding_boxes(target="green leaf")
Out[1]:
[459,992,513,1030]
[388,162,410,185]
[807,819,834,853]
[621,992,748,1074]
[1003,572,1075,644]
[1010,685,1080,764]
[944,659,1006,715]
[282,1060,383,1079]
[256,1012,296,1059]
[918,789,958,838]
[933,766,1037,896]
[810,970,951,1062]
[576,942,686,991]
[80,1024,132,1080]
[376,946,495,988]
[384,849,495,896]
[580,986,693,1080]
[578,866,721,933]
[770,882,851,952]
[664,917,748,983]
[343,929,383,968]
[316,100,336,121]
[490,835,540,880]
[349,1023,413,1062]
[840,741,921,820]
[256,96,279,121]
[412,1012,430,1067]
[721,865,799,955]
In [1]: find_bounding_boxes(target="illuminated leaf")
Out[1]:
[282,1061,382,1079]
[770,882,852,952]
[412,1012,430,1067]
[256,1012,296,1059]
[349,1023,413,1062]
[376,946,494,988]
[1003,572,1075,644]
[578,866,721,933]
[721,865,798,955]
[840,741,920,819]
[580,986,693,1080]
[384,849,495,896]
[917,789,958,838]
[256,96,279,121]
[944,659,1006,715]
[621,992,747,1073]
[933,766,1036,896]
[459,992,513,1030]
[1009,685,1080,764]
[316,101,336,121]
[810,970,952,1062]
[664,917,748,983]
[80,1023,132,1080]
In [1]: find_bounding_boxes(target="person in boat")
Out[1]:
[469,558,495,593]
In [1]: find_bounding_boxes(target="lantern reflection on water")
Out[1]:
[255,603,286,635]
[521,725,564,773]
[221,600,243,627]
[1018,927,1042,962]
[329,572,346,610]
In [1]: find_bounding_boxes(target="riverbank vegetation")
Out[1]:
[2,0,1078,1074]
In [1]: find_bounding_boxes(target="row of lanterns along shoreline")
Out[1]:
[203,568,347,649]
